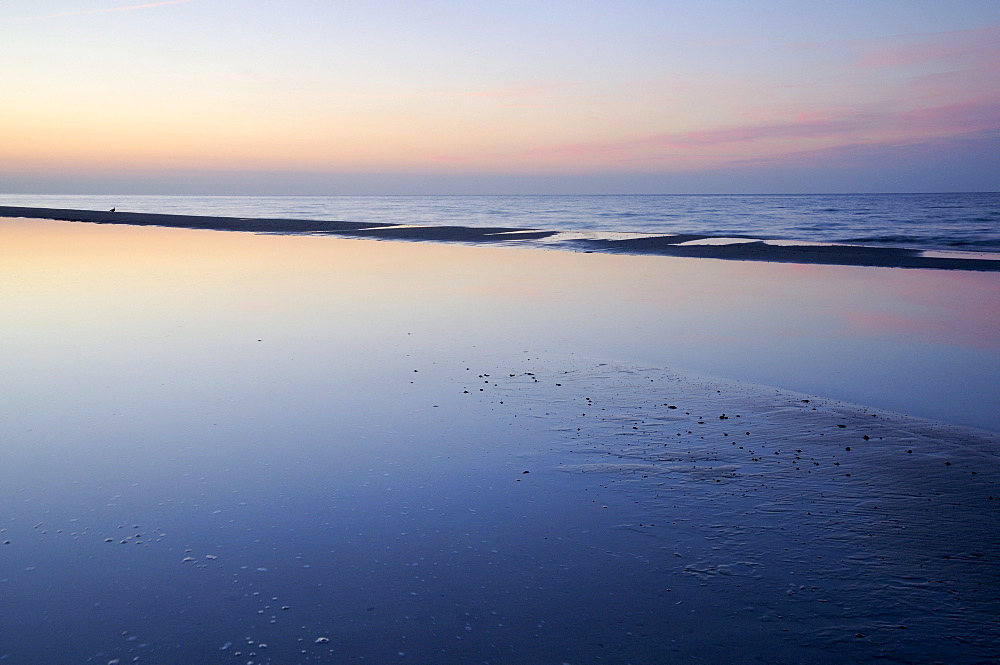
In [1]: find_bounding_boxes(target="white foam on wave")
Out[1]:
[676,237,761,246]
[920,249,1000,261]
[536,230,670,243]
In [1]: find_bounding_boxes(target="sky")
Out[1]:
[2,0,999,194]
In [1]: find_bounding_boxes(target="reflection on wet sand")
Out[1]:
[0,217,998,664]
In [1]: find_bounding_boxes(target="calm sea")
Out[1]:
[2,192,999,252]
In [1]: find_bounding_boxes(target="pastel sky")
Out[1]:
[2,0,999,194]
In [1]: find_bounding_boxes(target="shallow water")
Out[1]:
[0,219,998,664]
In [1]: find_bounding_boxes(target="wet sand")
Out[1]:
[2,204,999,271]
[0,215,998,663]
[474,357,1000,663]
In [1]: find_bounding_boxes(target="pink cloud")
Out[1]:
[428,25,1000,172]
[649,115,866,149]
[520,96,999,167]
[894,97,1000,134]
[521,113,868,161]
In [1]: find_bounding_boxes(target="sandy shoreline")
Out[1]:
[3,204,999,271]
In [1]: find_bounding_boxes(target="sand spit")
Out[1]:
[3,205,998,271]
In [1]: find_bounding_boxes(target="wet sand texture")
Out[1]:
[477,359,1000,663]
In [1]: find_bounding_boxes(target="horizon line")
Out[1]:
[2,191,998,197]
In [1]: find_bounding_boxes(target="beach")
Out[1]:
[1,214,998,664]
[6,0,1000,658]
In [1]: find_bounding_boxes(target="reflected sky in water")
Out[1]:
[1,218,998,664]
[3,218,999,434]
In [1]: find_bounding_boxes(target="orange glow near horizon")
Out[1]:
[1,4,997,188]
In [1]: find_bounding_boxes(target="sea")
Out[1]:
[2,192,999,252]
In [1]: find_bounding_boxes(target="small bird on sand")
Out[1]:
[109,207,116,212]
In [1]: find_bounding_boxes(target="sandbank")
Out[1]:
[2,204,998,271]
